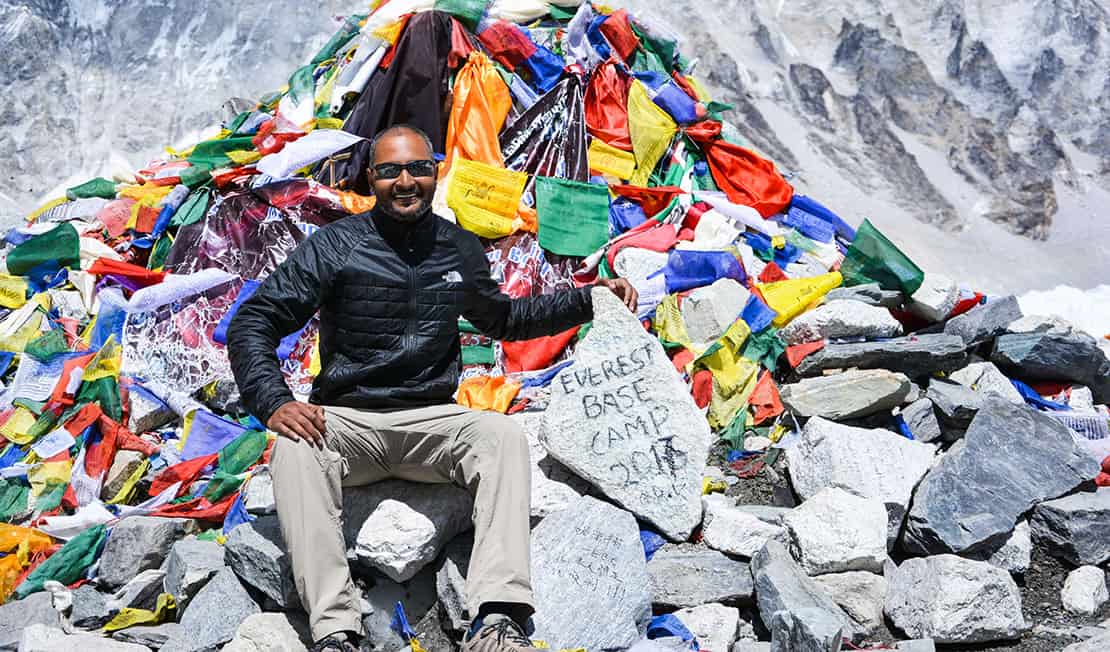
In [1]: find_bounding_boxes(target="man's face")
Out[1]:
[368,131,437,222]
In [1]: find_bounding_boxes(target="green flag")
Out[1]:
[536,177,610,257]
[5,222,80,276]
[840,219,924,295]
[66,177,117,200]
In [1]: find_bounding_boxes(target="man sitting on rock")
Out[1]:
[228,124,636,652]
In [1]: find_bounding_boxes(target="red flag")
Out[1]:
[686,120,793,217]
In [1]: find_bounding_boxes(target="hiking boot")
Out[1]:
[462,614,541,652]
[310,633,359,652]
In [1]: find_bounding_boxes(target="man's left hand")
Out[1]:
[595,278,638,313]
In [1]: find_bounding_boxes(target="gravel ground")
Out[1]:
[711,448,1110,652]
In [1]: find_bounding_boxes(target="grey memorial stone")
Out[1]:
[542,288,711,540]
[531,496,652,652]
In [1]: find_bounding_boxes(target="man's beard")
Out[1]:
[379,194,431,222]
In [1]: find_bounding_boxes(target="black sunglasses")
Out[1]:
[371,160,437,179]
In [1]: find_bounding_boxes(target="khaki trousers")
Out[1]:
[270,403,533,641]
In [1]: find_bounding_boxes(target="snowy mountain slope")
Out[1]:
[1,0,1107,295]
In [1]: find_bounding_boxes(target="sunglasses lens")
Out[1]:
[374,164,402,179]
[409,161,436,177]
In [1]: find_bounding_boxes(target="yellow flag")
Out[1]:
[28,461,72,498]
[103,593,177,632]
[446,159,528,239]
[0,276,28,310]
[757,271,843,329]
[0,408,39,445]
[587,139,636,180]
[627,80,677,186]
[82,335,122,382]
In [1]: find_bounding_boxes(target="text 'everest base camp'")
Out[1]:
[0,1,1108,652]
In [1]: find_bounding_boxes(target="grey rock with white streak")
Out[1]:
[646,544,754,608]
[780,369,912,420]
[779,299,902,345]
[795,334,968,379]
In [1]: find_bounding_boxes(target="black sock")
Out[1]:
[475,602,532,630]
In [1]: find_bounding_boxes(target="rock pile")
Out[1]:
[0,2,1107,652]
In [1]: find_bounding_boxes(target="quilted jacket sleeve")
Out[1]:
[459,234,594,341]
[227,228,342,423]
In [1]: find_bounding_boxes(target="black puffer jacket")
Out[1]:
[227,208,593,423]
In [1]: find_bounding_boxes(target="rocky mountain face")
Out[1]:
[0,0,350,217]
[1,0,1108,289]
[623,0,1109,239]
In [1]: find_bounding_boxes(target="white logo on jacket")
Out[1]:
[442,271,463,283]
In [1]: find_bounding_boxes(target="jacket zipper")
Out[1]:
[405,255,417,356]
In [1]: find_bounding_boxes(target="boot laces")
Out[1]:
[479,618,533,647]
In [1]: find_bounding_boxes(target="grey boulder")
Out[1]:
[69,584,113,629]
[780,369,912,420]
[160,568,261,652]
[750,541,863,641]
[164,536,226,607]
[813,571,887,635]
[885,555,1025,644]
[943,295,1022,346]
[902,398,1099,556]
[769,607,845,652]
[97,516,187,588]
[1031,488,1110,566]
[992,332,1110,403]
[224,516,298,609]
[795,333,968,378]
[0,591,61,650]
[947,361,1024,404]
[646,544,754,608]
[786,417,936,544]
[778,299,902,345]
[925,378,984,440]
